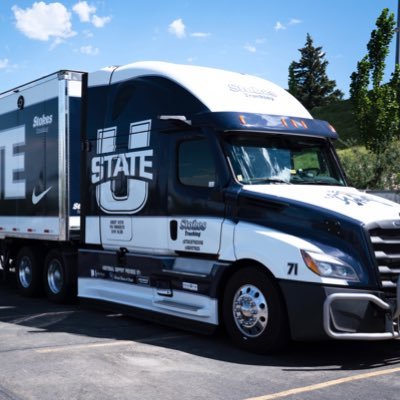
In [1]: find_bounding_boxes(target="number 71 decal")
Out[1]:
[287,262,298,275]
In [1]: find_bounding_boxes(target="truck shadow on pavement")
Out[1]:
[1,273,400,372]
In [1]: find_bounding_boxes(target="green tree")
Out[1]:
[288,33,344,110]
[350,8,400,187]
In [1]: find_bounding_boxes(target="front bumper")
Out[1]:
[280,279,400,341]
[324,287,400,340]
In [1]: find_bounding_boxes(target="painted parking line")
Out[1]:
[6,310,77,325]
[36,340,134,353]
[244,366,400,400]
[0,310,78,329]
[36,334,187,353]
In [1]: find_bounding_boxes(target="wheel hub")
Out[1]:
[19,256,32,288]
[233,284,269,338]
[47,260,63,294]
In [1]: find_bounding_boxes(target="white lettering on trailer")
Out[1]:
[0,125,26,199]
[32,114,53,128]
[91,120,153,214]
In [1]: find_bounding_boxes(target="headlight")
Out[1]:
[301,250,360,282]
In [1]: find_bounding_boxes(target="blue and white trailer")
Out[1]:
[0,62,399,353]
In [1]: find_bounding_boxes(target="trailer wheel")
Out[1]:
[223,267,289,353]
[44,250,73,303]
[15,247,43,297]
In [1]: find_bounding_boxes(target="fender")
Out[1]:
[233,221,349,285]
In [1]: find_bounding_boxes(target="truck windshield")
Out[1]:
[224,134,345,186]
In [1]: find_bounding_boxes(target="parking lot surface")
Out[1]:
[1,275,400,400]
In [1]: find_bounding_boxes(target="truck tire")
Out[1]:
[223,267,289,353]
[43,250,74,303]
[15,247,43,297]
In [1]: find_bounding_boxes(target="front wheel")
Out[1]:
[223,267,289,353]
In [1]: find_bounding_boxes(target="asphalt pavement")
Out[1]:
[1,273,400,400]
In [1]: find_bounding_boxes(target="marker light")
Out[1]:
[300,120,308,129]
[327,123,336,133]
[239,115,247,125]
[301,250,359,282]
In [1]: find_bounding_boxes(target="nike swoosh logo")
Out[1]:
[32,186,52,205]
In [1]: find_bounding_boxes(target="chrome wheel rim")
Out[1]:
[232,284,268,338]
[19,256,33,289]
[47,259,63,294]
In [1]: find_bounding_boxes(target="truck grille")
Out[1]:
[369,224,400,292]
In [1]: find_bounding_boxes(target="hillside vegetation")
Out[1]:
[311,99,361,149]
[310,99,400,190]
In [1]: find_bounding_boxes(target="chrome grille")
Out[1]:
[369,225,400,292]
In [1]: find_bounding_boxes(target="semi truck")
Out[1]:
[0,61,400,353]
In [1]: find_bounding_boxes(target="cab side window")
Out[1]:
[178,139,217,188]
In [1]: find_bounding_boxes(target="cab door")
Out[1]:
[167,133,226,256]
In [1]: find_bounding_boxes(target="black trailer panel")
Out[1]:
[0,71,84,241]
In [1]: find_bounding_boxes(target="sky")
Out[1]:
[0,1,399,97]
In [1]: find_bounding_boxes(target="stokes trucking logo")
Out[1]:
[33,114,53,128]
[33,114,53,134]
[91,119,153,214]
[227,83,277,101]
[180,219,207,234]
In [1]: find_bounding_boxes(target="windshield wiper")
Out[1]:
[293,180,341,186]
[310,180,342,186]
[245,177,291,185]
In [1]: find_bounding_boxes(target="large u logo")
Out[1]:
[93,120,153,214]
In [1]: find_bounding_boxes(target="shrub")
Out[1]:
[337,141,400,190]
[337,146,376,189]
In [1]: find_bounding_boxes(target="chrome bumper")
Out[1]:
[323,277,400,340]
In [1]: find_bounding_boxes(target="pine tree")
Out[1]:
[288,33,343,110]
